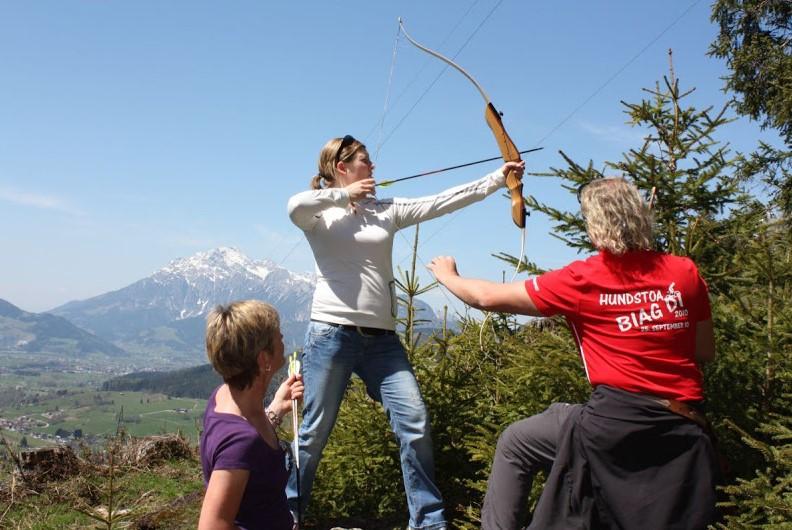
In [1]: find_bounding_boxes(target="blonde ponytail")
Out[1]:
[310,174,326,190]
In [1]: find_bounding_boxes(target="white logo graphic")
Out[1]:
[664,282,684,313]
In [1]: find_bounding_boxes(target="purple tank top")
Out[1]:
[199,386,293,530]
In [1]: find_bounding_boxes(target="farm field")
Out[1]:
[0,389,206,445]
[0,353,207,447]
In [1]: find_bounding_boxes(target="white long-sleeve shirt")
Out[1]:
[287,170,506,330]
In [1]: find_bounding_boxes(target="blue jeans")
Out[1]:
[286,321,446,529]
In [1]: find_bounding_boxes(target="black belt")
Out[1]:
[312,320,395,336]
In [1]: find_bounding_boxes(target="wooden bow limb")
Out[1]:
[399,18,528,228]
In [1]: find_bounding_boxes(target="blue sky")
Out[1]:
[0,1,780,314]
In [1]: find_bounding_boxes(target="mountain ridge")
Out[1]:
[48,247,442,367]
[0,298,127,357]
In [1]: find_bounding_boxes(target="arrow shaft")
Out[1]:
[376,147,542,187]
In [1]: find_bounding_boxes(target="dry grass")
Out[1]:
[0,434,202,529]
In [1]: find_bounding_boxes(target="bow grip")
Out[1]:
[505,168,526,228]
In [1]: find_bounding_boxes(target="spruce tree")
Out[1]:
[497,56,789,522]
[709,0,792,145]
[309,56,792,527]
[502,52,739,275]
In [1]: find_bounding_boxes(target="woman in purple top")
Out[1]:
[199,300,304,530]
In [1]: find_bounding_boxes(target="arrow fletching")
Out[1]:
[288,351,301,378]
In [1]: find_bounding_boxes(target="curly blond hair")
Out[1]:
[205,300,280,390]
[580,177,653,255]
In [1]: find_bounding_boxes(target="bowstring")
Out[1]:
[377,7,528,330]
[479,226,526,350]
[379,20,470,319]
[375,0,505,152]
[363,0,484,145]
[374,25,401,164]
[479,124,529,349]
[378,2,522,325]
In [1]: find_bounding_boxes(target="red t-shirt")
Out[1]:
[525,250,711,401]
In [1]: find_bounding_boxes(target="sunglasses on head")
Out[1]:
[335,135,356,164]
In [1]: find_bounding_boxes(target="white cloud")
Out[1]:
[0,187,85,216]
[578,121,647,146]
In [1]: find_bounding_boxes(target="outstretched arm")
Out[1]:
[427,256,543,317]
[392,161,524,229]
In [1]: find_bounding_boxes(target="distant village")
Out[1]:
[0,413,84,446]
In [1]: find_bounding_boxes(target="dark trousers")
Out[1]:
[481,403,581,530]
[482,387,718,530]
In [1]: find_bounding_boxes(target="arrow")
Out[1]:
[377,147,543,187]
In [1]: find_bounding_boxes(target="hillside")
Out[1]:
[100,363,292,407]
[0,298,127,357]
[101,364,222,399]
[0,433,405,529]
[0,435,399,529]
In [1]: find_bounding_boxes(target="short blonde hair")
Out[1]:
[580,177,654,255]
[205,300,280,390]
[310,136,366,190]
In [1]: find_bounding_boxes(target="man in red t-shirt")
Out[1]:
[428,178,718,530]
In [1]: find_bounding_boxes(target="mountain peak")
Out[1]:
[50,246,320,362]
[210,246,250,266]
[46,247,440,366]
[158,247,276,282]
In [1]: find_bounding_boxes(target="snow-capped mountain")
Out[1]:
[50,247,316,365]
[149,246,314,321]
[49,247,441,367]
